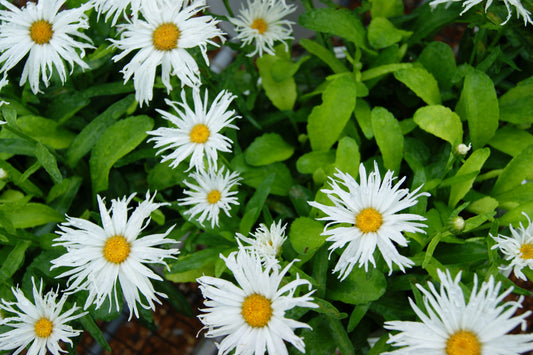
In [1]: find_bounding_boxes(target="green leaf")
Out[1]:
[413,105,463,146]
[327,317,355,355]
[499,202,533,227]
[368,17,411,49]
[90,115,154,193]
[492,144,533,195]
[499,83,533,123]
[256,51,297,111]
[66,95,136,167]
[312,298,347,319]
[370,0,404,17]
[300,316,338,355]
[240,174,274,235]
[289,217,326,263]
[489,126,533,157]
[147,162,188,191]
[354,99,373,139]
[0,203,63,228]
[167,248,221,276]
[307,74,357,151]
[299,8,367,49]
[335,137,360,178]
[418,41,456,88]
[79,316,111,352]
[456,69,499,149]
[494,183,533,204]
[0,139,35,156]
[449,148,490,207]
[361,63,413,82]
[0,241,31,282]
[394,67,441,105]
[0,160,43,197]
[296,151,336,174]
[371,107,403,173]
[299,39,349,74]
[17,115,76,149]
[327,268,387,305]
[35,143,62,184]
[347,303,370,332]
[244,133,294,166]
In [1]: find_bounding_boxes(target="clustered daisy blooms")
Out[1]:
[110,0,225,106]
[50,191,179,319]
[309,162,429,280]
[429,0,533,26]
[229,0,297,57]
[178,165,241,228]
[197,246,317,355]
[0,278,86,355]
[385,269,533,354]
[0,0,93,94]
[237,220,288,270]
[492,212,533,281]
[147,89,239,171]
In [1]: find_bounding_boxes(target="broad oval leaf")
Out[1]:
[499,83,533,123]
[244,133,294,166]
[492,144,533,195]
[328,267,387,305]
[289,217,327,263]
[394,67,441,105]
[413,105,463,146]
[368,17,411,49]
[371,107,403,173]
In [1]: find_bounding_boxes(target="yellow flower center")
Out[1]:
[34,317,53,338]
[30,20,54,45]
[103,235,130,264]
[520,243,533,259]
[446,331,481,355]
[251,18,268,34]
[152,23,180,51]
[241,293,272,328]
[355,208,383,233]
[207,190,221,204]
[189,124,210,144]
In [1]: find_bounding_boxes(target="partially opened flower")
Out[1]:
[110,0,225,105]
[178,165,241,228]
[0,0,93,94]
[492,212,533,281]
[197,246,317,355]
[147,89,239,171]
[51,191,179,319]
[229,0,296,57]
[237,220,287,270]
[308,162,429,280]
[0,278,86,355]
[429,0,533,26]
[384,269,533,354]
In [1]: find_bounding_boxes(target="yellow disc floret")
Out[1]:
[30,20,54,45]
[34,317,53,338]
[355,208,383,233]
[207,190,221,204]
[152,23,180,51]
[103,235,131,264]
[446,331,481,355]
[189,124,210,144]
[241,293,273,328]
[520,243,533,259]
[251,18,268,34]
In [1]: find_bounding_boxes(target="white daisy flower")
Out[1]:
[110,0,225,106]
[384,269,533,354]
[50,191,179,319]
[229,0,296,57]
[93,0,150,26]
[491,212,533,281]
[308,162,429,281]
[178,165,241,228]
[0,278,86,355]
[0,0,93,94]
[197,246,317,355]
[429,0,533,26]
[236,220,287,270]
[147,89,239,171]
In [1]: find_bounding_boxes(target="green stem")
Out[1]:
[222,0,234,18]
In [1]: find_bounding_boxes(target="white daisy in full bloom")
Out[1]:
[110,0,225,106]
[491,212,533,281]
[308,162,429,280]
[147,89,239,171]
[178,165,241,228]
[237,220,287,270]
[429,0,533,26]
[197,246,317,355]
[229,0,296,57]
[93,0,150,25]
[384,269,533,354]
[0,0,93,94]
[50,191,179,319]
[0,278,86,355]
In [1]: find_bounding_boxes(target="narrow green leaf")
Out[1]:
[313,298,348,319]
[17,115,76,149]
[413,105,463,146]
[0,138,35,156]
[335,136,360,178]
[240,174,275,235]
[244,133,294,166]
[347,303,370,332]
[492,144,533,195]
[327,317,355,355]
[494,183,533,204]
[35,143,62,184]
[456,69,499,149]
[354,99,373,139]
[299,39,349,74]
[394,67,441,105]
[449,148,490,207]
[371,107,403,173]
[489,126,533,157]
[90,115,154,193]
[361,63,412,81]
[308,74,357,151]
[0,160,43,197]
[499,202,533,227]
[79,315,111,352]
[0,203,63,228]
[368,17,411,49]
[0,241,31,282]
[499,83,533,123]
